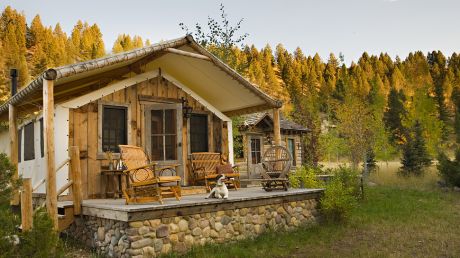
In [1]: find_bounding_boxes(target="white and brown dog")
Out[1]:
[205,174,229,199]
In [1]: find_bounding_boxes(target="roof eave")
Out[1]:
[0,36,190,117]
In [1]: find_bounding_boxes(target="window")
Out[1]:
[251,138,261,164]
[190,114,208,153]
[18,128,22,163]
[288,138,296,166]
[23,122,35,161]
[102,106,127,153]
[39,118,44,158]
[151,109,177,160]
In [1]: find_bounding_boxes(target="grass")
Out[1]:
[165,164,460,258]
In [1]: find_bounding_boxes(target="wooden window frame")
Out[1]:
[187,111,212,154]
[23,122,35,161]
[97,101,131,159]
[39,118,44,158]
[18,127,22,163]
[287,138,296,166]
[189,113,209,153]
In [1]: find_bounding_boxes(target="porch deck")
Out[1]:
[69,187,323,222]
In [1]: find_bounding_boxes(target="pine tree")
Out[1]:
[400,120,432,175]
[0,6,30,89]
[452,87,460,143]
[384,87,406,145]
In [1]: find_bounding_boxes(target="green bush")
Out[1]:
[333,166,362,198]
[437,149,460,187]
[289,166,324,189]
[320,166,361,223]
[0,153,21,257]
[0,153,62,258]
[20,208,63,258]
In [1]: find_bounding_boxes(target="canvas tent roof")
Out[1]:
[241,112,309,133]
[0,35,281,120]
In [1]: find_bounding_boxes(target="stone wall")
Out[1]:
[65,199,319,257]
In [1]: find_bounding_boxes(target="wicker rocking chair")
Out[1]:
[119,145,181,204]
[260,145,292,191]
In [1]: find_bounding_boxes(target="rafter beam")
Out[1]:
[165,48,211,61]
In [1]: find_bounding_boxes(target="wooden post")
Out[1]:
[69,146,82,215]
[21,178,33,231]
[273,108,281,146]
[43,71,58,230]
[9,104,19,205]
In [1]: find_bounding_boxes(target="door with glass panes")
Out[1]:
[145,103,183,183]
[248,134,263,177]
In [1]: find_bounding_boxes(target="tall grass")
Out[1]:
[164,163,460,258]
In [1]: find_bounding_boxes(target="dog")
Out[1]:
[205,174,229,199]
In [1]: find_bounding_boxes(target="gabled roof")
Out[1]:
[0,35,281,120]
[241,112,309,133]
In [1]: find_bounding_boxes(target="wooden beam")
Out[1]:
[55,158,70,174]
[69,146,83,215]
[273,108,281,146]
[9,104,19,205]
[223,104,272,117]
[43,77,58,230]
[20,178,33,231]
[57,180,73,197]
[33,178,46,192]
[165,48,211,61]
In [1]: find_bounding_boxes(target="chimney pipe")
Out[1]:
[10,69,18,97]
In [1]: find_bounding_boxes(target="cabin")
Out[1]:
[239,112,308,176]
[0,35,282,197]
[0,35,323,257]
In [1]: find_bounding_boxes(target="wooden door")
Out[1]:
[247,134,263,177]
[287,138,296,166]
[145,103,183,183]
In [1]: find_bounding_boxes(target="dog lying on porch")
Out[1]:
[205,174,229,199]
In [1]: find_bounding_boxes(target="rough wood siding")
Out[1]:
[69,76,225,198]
[242,131,303,172]
[212,115,222,153]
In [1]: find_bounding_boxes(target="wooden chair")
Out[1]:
[119,145,181,204]
[260,145,292,191]
[189,152,240,192]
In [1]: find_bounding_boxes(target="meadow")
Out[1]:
[165,163,460,258]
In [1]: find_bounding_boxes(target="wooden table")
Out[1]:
[101,169,126,199]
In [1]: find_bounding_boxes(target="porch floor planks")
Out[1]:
[70,187,323,222]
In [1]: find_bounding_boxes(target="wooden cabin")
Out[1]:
[239,112,308,176]
[0,35,283,213]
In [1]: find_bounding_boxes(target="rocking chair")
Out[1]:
[260,145,292,191]
[119,145,181,204]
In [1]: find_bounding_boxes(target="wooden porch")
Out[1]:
[71,187,323,221]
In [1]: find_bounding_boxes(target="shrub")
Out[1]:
[333,166,362,198]
[19,208,62,258]
[320,166,361,223]
[0,153,62,258]
[289,166,324,189]
[0,153,20,257]
[437,150,460,187]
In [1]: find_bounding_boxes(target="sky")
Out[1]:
[1,0,459,63]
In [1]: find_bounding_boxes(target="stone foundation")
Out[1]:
[65,198,319,257]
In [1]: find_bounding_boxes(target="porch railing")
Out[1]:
[20,146,82,231]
